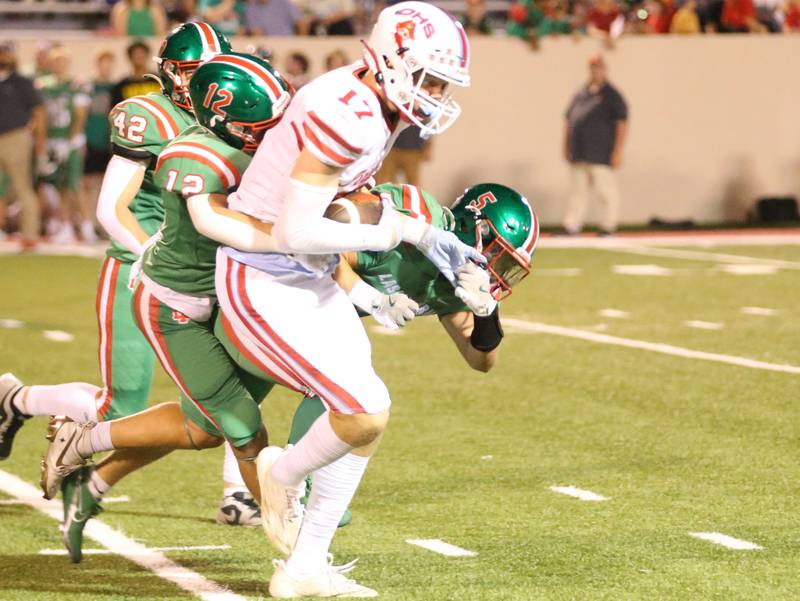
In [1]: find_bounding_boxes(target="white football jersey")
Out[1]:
[228,61,405,223]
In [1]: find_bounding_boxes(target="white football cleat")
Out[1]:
[256,446,304,555]
[40,417,93,500]
[269,557,378,598]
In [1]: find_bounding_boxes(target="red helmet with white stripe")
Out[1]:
[363,1,470,137]
[156,22,232,110]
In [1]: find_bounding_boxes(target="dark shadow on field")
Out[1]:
[0,554,187,598]
[106,508,217,525]
[175,557,269,597]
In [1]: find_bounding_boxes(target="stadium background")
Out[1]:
[1,2,799,601]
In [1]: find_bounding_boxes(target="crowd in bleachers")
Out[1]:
[3,0,799,37]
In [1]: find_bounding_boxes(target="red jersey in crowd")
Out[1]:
[721,0,755,29]
[587,6,621,31]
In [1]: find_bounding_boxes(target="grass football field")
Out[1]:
[0,240,798,601]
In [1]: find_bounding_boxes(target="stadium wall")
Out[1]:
[9,35,800,226]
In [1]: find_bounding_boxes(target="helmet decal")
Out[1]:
[395,21,416,48]
[468,191,498,213]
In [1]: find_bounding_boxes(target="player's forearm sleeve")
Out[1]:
[187,195,280,252]
[273,178,396,254]
[95,155,147,256]
[470,306,504,352]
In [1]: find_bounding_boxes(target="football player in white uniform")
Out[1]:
[215,2,482,597]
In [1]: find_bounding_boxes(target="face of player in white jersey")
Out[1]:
[363,1,471,137]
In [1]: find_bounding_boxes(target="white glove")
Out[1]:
[416,226,486,286]
[454,262,497,317]
[348,280,419,330]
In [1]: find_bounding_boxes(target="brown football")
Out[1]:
[323,191,383,225]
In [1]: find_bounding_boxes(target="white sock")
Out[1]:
[222,441,248,495]
[88,469,111,500]
[77,421,114,456]
[271,414,352,490]
[15,383,100,422]
[285,453,370,578]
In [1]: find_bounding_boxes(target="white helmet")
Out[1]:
[362,1,470,137]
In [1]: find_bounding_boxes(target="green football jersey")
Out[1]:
[142,125,251,297]
[41,78,90,140]
[106,92,195,263]
[355,184,468,317]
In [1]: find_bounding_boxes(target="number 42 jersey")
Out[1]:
[228,61,406,225]
[106,93,195,263]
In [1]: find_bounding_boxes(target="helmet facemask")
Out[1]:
[211,113,285,154]
[473,218,531,300]
[157,58,202,110]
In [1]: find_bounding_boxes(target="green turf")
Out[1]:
[0,245,798,600]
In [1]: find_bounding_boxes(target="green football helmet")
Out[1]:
[156,22,232,110]
[450,183,539,299]
[189,52,292,154]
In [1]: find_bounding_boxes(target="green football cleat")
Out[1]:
[60,466,102,563]
[300,476,352,528]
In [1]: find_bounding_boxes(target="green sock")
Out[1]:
[287,395,326,445]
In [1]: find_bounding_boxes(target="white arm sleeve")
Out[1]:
[273,177,397,254]
[95,155,147,256]
[187,195,281,253]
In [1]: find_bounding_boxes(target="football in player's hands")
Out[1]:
[324,191,383,225]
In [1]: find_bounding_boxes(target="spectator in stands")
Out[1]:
[562,54,628,237]
[244,0,299,36]
[0,42,47,251]
[376,125,430,188]
[283,52,310,89]
[507,0,545,49]
[643,0,676,32]
[84,51,116,224]
[538,0,574,37]
[111,0,167,37]
[39,47,94,244]
[296,0,356,35]
[197,0,244,36]
[754,0,782,30]
[783,0,800,30]
[324,49,349,71]
[461,0,492,35]
[719,0,764,30]
[670,0,702,32]
[587,0,623,47]
[110,40,160,108]
[697,0,725,30]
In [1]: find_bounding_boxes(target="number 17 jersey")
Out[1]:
[228,61,406,225]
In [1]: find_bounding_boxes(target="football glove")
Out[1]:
[454,262,497,317]
[348,280,419,330]
[416,226,486,286]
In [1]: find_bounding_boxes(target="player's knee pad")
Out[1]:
[349,375,391,415]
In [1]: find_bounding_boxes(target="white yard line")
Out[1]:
[0,318,25,329]
[503,318,800,375]
[598,309,631,319]
[40,545,231,556]
[740,306,779,316]
[0,495,130,506]
[684,320,724,330]
[42,330,75,342]
[612,264,675,276]
[688,532,763,550]
[549,486,608,502]
[540,234,800,249]
[406,539,477,557]
[0,469,245,601]
[605,245,800,270]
